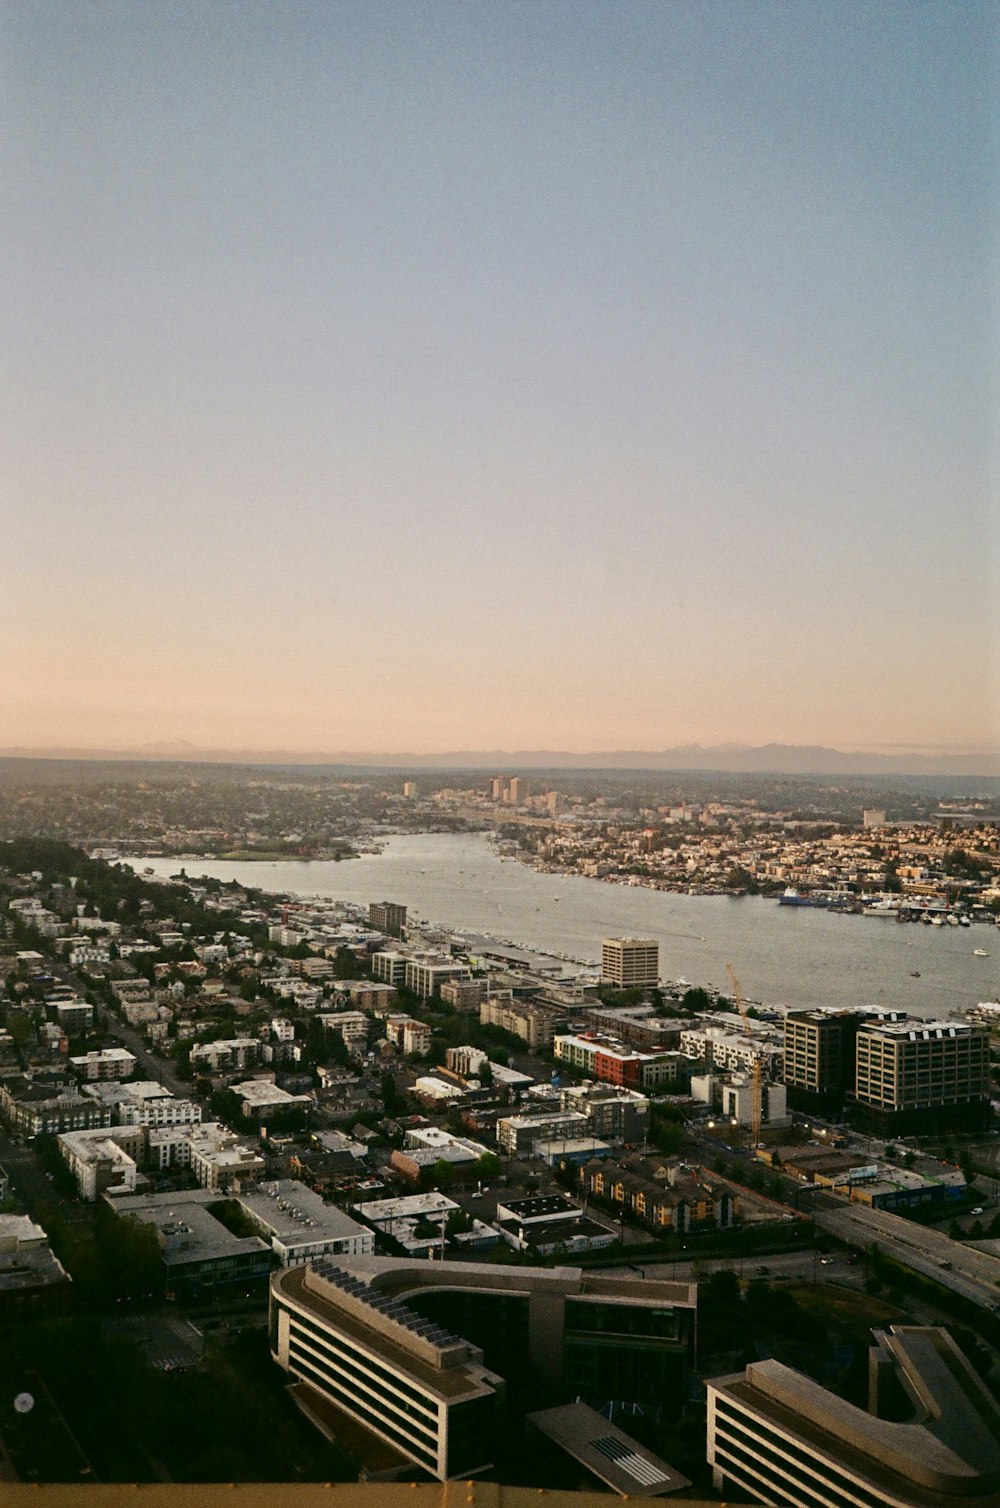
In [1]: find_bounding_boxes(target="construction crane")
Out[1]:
[727,963,763,1148]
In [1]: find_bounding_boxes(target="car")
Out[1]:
[939,1260,953,1270]
[757,1265,770,1276]
[970,1207,984,1216]
[819,1257,834,1265]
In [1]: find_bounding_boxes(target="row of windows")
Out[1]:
[287,1331,438,1450]
[287,1342,439,1472]
[287,1307,439,1422]
[714,1401,895,1508]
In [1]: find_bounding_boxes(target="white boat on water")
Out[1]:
[973,948,989,958]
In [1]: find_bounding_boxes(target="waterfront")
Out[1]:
[139,833,998,1017]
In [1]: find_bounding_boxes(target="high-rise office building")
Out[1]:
[270,1256,696,1481]
[368,901,407,938]
[601,937,659,988]
[850,1020,991,1133]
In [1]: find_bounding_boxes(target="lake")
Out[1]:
[138,832,998,1017]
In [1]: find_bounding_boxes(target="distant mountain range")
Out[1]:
[1,742,997,778]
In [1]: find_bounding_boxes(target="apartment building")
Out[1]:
[439,978,488,1011]
[679,1025,782,1079]
[582,1003,680,1051]
[496,1110,591,1156]
[69,1048,137,1082]
[554,1032,681,1091]
[371,950,410,987]
[600,937,659,988]
[480,996,566,1050]
[188,1124,267,1191]
[318,1011,369,1056]
[0,1076,114,1137]
[582,1157,735,1235]
[58,1126,146,1200]
[557,1083,650,1143]
[54,1000,93,1035]
[405,958,472,999]
[341,979,398,1010]
[189,1037,262,1074]
[707,1327,1000,1508]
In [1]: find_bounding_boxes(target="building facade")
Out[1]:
[850,1021,992,1133]
[269,1256,695,1480]
[707,1327,1000,1508]
[600,938,659,989]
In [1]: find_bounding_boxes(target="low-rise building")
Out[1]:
[494,1194,617,1256]
[189,1037,262,1074]
[233,1179,374,1265]
[480,996,566,1050]
[405,958,472,999]
[0,1074,114,1136]
[58,1125,147,1200]
[0,1213,71,1324]
[229,1078,313,1121]
[188,1123,267,1191]
[109,1189,274,1303]
[318,1011,369,1055]
[54,1000,93,1035]
[69,1047,137,1081]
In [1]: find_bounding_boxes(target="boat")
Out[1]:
[778,887,827,907]
[910,971,921,978]
[973,948,989,958]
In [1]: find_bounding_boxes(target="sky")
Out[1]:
[3,0,997,758]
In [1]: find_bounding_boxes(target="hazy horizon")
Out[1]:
[5,1,997,754]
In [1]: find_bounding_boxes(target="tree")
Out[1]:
[475,1152,501,1181]
[431,1159,454,1190]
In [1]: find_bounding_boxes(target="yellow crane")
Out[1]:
[727,962,763,1148]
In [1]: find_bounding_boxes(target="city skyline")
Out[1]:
[4,1,997,756]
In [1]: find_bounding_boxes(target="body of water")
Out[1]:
[139,833,998,1018]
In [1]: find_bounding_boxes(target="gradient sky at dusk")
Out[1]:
[4,1,997,755]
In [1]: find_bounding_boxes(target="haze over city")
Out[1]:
[5,1,997,759]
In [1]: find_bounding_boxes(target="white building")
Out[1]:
[404,958,472,999]
[69,1047,137,1082]
[188,1124,266,1191]
[228,1079,312,1120]
[189,1037,261,1074]
[234,1179,374,1265]
[58,1126,146,1200]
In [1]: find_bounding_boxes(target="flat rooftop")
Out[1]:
[109,1189,272,1267]
[237,1179,368,1244]
[528,1401,691,1497]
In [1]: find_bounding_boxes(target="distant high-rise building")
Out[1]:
[368,901,407,938]
[490,776,506,801]
[508,777,528,804]
[402,781,418,799]
[601,938,659,989]
[863,808,887,828]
